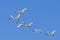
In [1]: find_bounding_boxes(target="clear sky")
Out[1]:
[0,0,60,40]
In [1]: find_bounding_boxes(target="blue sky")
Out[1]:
[0,0,60,40]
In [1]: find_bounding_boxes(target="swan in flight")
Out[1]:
[47,30,56,36]
[10,8,27,21]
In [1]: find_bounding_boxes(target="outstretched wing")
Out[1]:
[15,14,21,19]
[10,15,15,20]
[17,23,23,28]
[20,8,27,14]
[17,22,25,28]
[29,22,33,26]
[52,30,56,34]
